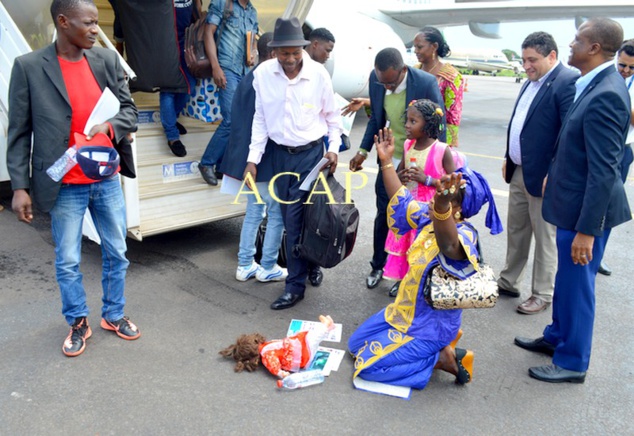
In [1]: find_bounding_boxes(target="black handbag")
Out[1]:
[254,218,287,268]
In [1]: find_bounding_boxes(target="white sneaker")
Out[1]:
[256,264,288,283]
[236,262,261,281]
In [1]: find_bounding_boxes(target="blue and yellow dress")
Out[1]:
[348,186,480,389]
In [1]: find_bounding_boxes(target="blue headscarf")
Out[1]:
[457,166,503,235]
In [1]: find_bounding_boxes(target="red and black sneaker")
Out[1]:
[62,317,92,357]
[100,316,141,340]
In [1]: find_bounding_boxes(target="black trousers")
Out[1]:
[272,140,324,296]
[371,164,389,271]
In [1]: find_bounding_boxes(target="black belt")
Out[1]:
[274,139,322,154]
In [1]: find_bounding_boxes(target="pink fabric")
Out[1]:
[384,140,449,281]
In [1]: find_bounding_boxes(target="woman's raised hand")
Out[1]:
[433,172,465,208]
[374,128,394,163]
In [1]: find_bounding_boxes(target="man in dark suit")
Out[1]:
[515,18,631,383]
[7,0,139,357]
[349,48,445,291]
[498,32,579,315]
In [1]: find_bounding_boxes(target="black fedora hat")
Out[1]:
[268,17,310,48]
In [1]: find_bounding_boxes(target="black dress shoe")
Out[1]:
[168,140,187,157]
[308,268,323,287]
[366,269,383,289]
[514,336,556,356]
[388,281,400,297]
[176,122,187,135]
[598,261,612,276]
[528,364,586,383]
[270,292,304,310]
[198,163,218,186]
[498,285,520,298]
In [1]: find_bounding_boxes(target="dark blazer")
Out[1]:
[360,65,446,152]
[7,44,138,213]
[504,63,579,197]
[543,66,632,235]
[218,65,275,182]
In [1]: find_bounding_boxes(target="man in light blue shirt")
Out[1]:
[499,32,578,315]
[199,0,258,185]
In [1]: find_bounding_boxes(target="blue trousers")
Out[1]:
[200,69,242,167]
[50,177,129,325]
[272,140,323,296]
[543,228,607,372]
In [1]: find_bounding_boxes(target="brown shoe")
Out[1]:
[517,296,550,315]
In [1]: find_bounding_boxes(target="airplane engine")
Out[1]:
[305,4,406,99]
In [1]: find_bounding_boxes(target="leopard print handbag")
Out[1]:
[423,264,499,310]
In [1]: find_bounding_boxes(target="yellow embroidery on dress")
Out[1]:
[386,186,424,235]
[352,329,414,378]
[457,226,479,270]
[384,224,439,333]
[386,186,407,234]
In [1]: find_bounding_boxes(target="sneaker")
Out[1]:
[256,264,288,283]
[100,316,141,340]
[236,262,261,281]
[62,317,92,357]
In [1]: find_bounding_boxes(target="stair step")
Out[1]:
[133,130,214,167]
[137,189,245,237]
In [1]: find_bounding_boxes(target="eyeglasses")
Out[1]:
[375,68,405,89]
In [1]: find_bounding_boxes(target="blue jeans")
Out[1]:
[238,182,284,270]
[160,73,195,142]
[200,69,242,167]
[50,177,130,325]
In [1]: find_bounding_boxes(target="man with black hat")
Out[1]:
[7,0,140,357]
[244,17,343,310]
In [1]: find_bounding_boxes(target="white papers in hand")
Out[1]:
[84,87,120,135]
[299,157,329,191]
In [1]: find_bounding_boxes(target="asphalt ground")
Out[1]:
[1,75,633,435]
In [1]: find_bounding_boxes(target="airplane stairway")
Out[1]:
[96,1,245,240]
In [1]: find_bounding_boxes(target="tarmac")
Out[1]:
[1,75,633,435]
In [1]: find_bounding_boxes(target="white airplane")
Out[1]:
[445,48,520,76]
[273,0,634,97]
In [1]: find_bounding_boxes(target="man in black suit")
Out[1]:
[349,48,445,291]
[498,32,579,315]
[8,0,140,357]
[515,18,631,383]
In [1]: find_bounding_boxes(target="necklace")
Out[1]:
[427,60,440,75]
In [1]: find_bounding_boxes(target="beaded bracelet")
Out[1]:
[432,204,452,221]
[381,163,394,171]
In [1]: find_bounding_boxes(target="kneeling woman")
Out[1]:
[349,128,502,389]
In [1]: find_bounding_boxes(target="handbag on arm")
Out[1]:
[423,222,499,310]
[184,0,233,79]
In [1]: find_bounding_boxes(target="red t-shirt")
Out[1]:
[58,56,104,184]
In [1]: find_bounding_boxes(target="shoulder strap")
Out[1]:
[460,221,484,263]
[216,0,234,44]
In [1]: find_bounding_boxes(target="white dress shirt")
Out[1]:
[247,52,343,164]
[626,75,633,144]
[508,61,558,166]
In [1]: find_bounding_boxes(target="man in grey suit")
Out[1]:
[498,32,579,315]
[7,0,140,357]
